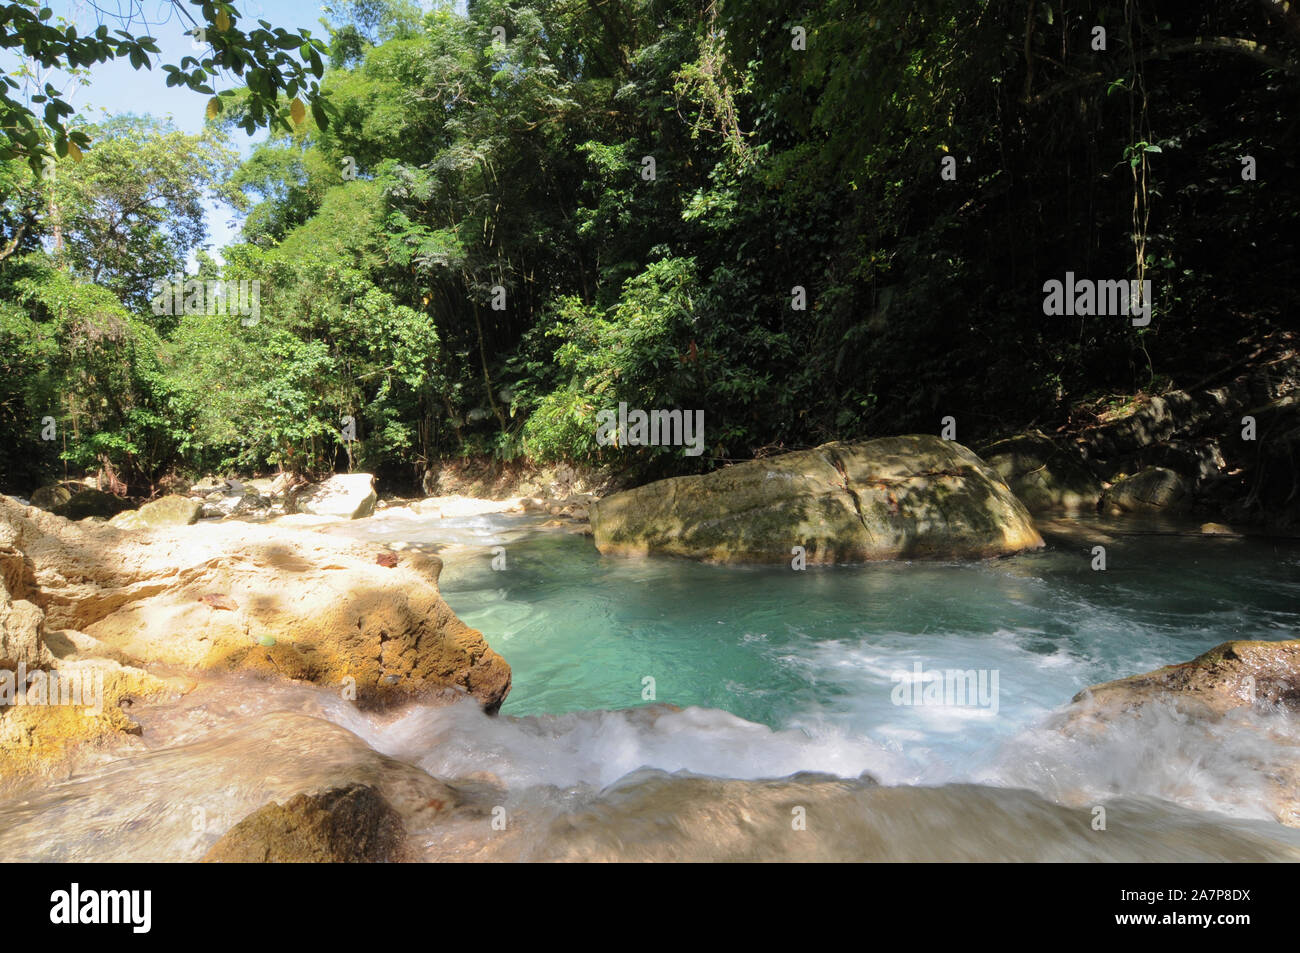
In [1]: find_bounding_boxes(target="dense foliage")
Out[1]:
[2,0,1297,493]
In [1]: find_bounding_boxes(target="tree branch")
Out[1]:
[0,213,35,262]
[1028,35,1299,105]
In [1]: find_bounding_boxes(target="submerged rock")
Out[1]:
[288,473,377,520]
[202,783,408,863]
[0,711,458,861]
[590,435,1044,563]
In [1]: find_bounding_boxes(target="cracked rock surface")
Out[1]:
[590,434,1044,563]
[0,495,511,779]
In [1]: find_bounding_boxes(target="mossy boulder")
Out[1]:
[28,485,73,511]
[108,495,202,530]
[979,431,1102,513]
[590,435,1044,563]
[1101,466,1190,514]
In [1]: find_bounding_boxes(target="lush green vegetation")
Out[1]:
[3,0,1297,494]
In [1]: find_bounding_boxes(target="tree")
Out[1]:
[1,0,331,169]
[45,115,239,315]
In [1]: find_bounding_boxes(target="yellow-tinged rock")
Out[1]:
[0,496,511,713]
[590,435,1044,564]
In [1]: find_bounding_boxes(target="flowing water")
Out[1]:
[4,513,1300,861]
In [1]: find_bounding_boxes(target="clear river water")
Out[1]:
[4,511,1299,861]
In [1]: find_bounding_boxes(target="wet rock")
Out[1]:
[201,783,408,863]
[590,435,1044,563]
[1,712,457,860]
[0,656,176,781]
[1070,640,1300,719]
[1063,640,1300,827]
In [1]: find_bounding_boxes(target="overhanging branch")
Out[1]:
[1028,35,1299,105]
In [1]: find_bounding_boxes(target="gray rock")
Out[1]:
[287,474,377,520]
[1101,466,1190,513]
[979,431,1102,513]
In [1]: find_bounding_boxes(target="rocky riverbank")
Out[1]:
[0,493,510,782]
[978,336,1300,530]
[5,423,1300,860]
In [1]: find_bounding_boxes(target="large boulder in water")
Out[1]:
[288,473,377,520]
[590,435,1044,563]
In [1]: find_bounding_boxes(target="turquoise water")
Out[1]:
[431,517,1300,784]
[5,513,1300,861]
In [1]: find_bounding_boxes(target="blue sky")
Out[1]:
[12,2,466,260]
[1,2,337,258]
[52,1,335,253]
